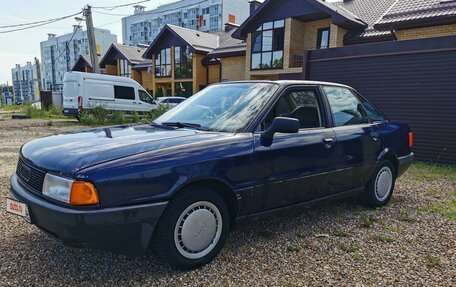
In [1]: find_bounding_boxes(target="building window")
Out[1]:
[155,48,172,77]
[251,20,284,70]
[317,28,330,49]
[119,59,131,77]
[174,46,193,79]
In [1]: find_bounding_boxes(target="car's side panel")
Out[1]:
[330,124,382,192]
[78,134,265,211]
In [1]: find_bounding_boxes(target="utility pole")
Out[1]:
[83,5,100,73]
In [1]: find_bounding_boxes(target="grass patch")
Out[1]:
[340,244,363,260]
[351,251,363,261]
[419,200,456,221]
[0,104,27,111]
[340,244,358,253]
[398,208,415,223]
[407,162,456,181]
[376,235,394,243]
[79,106,170,126]
[361,214,376,228]
[425,255,441,268]
[24,105,64,119]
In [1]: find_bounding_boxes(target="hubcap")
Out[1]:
[375,166,393,201]
[174,201,222,259]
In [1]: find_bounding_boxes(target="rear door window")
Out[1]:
[114,86,135,100]
[323,86,368,127]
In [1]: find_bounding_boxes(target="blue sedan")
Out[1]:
[8,81,414,269]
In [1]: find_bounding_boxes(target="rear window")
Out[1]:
[114,86,135,100]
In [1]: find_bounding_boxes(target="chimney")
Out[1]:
[249,0,262,15]
[224,22,240,32]
[47,33,56,39]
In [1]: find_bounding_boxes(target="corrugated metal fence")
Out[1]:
[304,36,456,164]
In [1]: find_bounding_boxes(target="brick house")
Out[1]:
[71,54,102,73]
[231,0,456,80]
[141,24,247,97]
[99,43,147,78]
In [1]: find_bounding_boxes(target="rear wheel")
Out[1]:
[153,186,230,270]
[360,160,396,207]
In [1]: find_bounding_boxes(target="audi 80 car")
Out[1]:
[7,81,414,269]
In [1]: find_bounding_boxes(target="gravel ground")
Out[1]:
[0,119,455,286]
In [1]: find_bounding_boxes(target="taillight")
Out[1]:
[408,132,414,148]
[78,96,83,111]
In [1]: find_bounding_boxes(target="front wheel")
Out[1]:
[153,186,230,270]
[360,160,396,207]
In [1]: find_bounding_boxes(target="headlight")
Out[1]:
[42,174,99,206]
[42,173,73,203]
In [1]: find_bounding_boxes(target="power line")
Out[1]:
[0,11,82,29]
[93,11,130,17]
[53,20,84,63]
[92,0,152,11]
[0,11,83,34]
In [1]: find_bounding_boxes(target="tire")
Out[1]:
[153,185,230,270]
[359,160,396,208]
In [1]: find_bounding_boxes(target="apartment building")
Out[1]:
[11,62,40,103]
[40,26,117,91]
[121,0,250,46]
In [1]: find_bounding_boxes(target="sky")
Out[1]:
[0,0,178,85]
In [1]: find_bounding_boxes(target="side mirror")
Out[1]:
[261,117,299,140]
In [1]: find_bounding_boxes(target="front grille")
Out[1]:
[16,157,46,193]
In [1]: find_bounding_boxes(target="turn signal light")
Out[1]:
[70,181,99,206]
[408,132,414,148]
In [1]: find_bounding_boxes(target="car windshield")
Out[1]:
[155,83,278,133]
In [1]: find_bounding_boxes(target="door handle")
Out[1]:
[370,132,379,141]
[322,138,334,148]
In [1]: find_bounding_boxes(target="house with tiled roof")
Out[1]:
[99,43,147,78]
[140,23,247,97]
[232,0,456,80]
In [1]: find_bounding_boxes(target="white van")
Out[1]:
[62,71,157,117]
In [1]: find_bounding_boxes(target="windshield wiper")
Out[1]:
[162,122,204,130]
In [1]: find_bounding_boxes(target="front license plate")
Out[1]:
[6,198,30,223]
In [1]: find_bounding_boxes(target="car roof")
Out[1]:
[215,80,352,89]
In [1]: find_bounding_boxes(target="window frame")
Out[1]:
[255,85,328,132]
[138,89,155,104]
[316,27,330,50]
[174,46,193,79]
[321,85,371,128]
[114,85,135,101]
[250,20,285,71]
[155,48,172,78]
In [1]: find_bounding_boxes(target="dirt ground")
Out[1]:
[0,119,454,286]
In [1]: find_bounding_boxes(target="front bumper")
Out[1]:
[10,173,168,255]
[397,152,414,177]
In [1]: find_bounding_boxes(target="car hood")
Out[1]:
[21,124,230,175]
